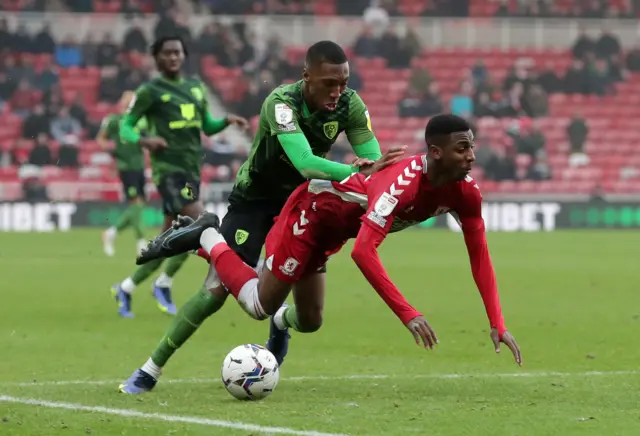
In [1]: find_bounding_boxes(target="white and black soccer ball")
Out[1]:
[221,344,280,400]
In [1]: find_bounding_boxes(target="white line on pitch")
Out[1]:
[0,395,347,436]
[1,369,638,388]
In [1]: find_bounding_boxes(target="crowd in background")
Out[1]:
[0,0,637,189]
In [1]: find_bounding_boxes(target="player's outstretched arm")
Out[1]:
[351,224,437,349]
[457,186,522,365]
[202,112,249,136]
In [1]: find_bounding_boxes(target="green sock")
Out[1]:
[114,205,133,232]
[283,305,304,332]
[130,203,144,239]
[151,285,227,367]
[131,258,164,285]
[164,252,189,277]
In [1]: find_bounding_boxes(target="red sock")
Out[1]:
[209,243,258,299]
[196,248,210,262]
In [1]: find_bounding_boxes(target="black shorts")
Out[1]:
[119,170,146,201]
[219,195,328,274]
[156,173,200,217]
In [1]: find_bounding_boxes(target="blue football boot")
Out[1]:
[118,369,157,394]
[152,283,177,315]
[111,285,133,318]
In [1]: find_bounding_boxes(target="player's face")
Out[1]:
[304,62,349,112]
[440,131,476,181]
[157,40,185,74]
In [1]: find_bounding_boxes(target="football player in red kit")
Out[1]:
[137,114,522,367]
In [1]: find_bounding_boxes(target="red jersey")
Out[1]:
[265,153,506,334]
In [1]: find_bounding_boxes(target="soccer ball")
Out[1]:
[221,344,280,400]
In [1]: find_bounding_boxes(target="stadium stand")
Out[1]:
[1,1,639,203]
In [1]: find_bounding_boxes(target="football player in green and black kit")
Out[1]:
[119,40,405,393]
[110,36,248,318]
[99,90,149,257]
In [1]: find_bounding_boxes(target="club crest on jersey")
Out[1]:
[275,103,293,125]
[323,121,339,139]
[374,192,398,217]
[190,87,203,101]
[235,229,249,245]
[180,103,195,120]
[279,257,300,276]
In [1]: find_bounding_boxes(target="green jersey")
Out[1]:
[233,80,375,202]
[101,113,145,171]
[124,77,210,184]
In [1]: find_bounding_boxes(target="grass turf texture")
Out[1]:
[0,229,638,435]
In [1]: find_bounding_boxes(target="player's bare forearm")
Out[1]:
[463,227,506,335]
[351,225,421,324]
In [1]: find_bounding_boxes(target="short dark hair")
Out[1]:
[151,36,188,57]
[305,41,347,67]
[424,114,472,145]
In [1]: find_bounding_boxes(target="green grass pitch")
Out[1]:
[0,229,638,435]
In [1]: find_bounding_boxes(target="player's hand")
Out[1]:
[359,145,408,176]
[225,114,250,130]
[351,157,375,168]
[140,137,168,152]
[405,315,438,349]
[490,328,522,366]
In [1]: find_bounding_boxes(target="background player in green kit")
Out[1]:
[119,40,405,393]
[110,36,249,318]
[99,91,148,257]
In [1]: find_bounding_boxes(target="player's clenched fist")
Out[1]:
[406,315,438,349]
[490,328,522,366]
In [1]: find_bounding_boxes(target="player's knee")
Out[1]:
[297,310,323,333]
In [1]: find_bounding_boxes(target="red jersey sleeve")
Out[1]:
[351,157,425,325]
[455,178,507,335]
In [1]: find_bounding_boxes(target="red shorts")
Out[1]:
[264,185,351,284]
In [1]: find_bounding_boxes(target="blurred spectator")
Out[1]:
[398,82,442,118]
[537,62,562,94]
[473,91,501,117]
[96,33,119,67]
[33,60,60,92]
[511,119,546,158]
[471,59,488,85]
[22,104,51,138]
[82,34,99,67]
[99,67,123,103]
[0,71,16,107]
[353,26,379,58]
[563,59,588,94]
[567,113,590,167]
[346,65,362,92]
[379,28,400,65]
[55,36,83,67]
[526,150,552,181]
[51,106,82,146]
[363,0,389,34]
[484,146,517,181]
[0,18,9,48]
[571,26,595,60]
[450,80,473,117]
[12,23,33,53]
[10,138,31,166]
[595,27,621,60]
[33,23,56,54]
[28,133,53,166]
[155,8,178,40]
[69,93,88,128]
[626,41,640,71]
[587,58,615,95]
[122,22,149,53]
[522,84,548,118]
[11,79,40,117]
[387,32,414,69]
[408,67,432,94]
